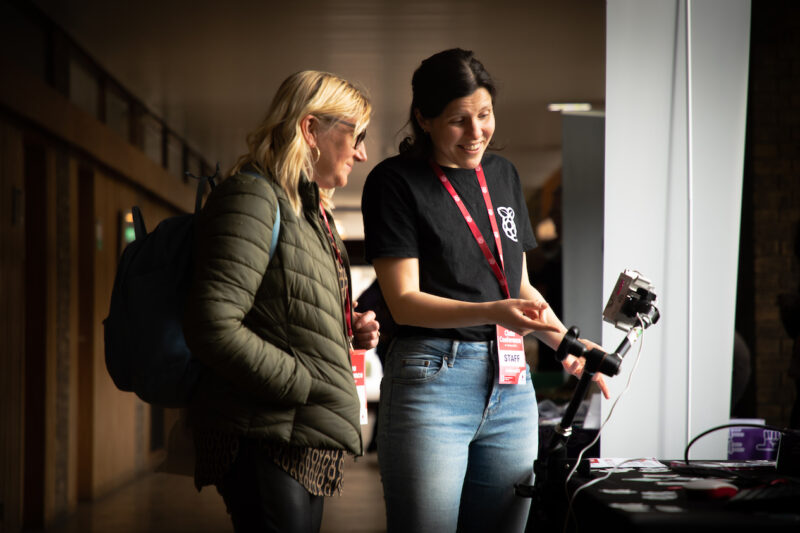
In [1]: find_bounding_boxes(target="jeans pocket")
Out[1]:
[390,339,449,383]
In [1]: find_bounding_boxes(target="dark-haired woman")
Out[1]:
[361,48,609,533]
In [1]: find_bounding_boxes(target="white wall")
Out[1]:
[601,0,751,459]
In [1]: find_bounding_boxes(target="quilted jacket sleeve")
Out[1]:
[183,173,312,406]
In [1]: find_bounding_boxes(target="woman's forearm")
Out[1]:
[373,257,560,335]
[387,290,498,329]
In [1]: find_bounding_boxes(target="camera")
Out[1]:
[602,269,659,331]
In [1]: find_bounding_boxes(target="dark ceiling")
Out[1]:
[31,0,606,211]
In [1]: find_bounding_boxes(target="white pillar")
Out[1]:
[601,0,751,459]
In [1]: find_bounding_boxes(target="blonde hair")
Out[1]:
[230,71,371,212]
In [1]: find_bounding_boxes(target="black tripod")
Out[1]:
[517,297,659,532]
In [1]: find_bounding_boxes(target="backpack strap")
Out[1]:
[128,164,221,244]
[132,206,147,240]
[187,163,220,214]
[241,170,281,259]
[269,204,280,259]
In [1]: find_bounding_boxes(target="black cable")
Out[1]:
[683,422,787,464]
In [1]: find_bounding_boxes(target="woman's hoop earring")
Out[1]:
[312,146,321,163]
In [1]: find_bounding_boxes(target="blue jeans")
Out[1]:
[377,337,538,533]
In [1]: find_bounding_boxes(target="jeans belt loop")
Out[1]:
[448,339,458,368]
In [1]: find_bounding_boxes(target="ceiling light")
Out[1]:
[547,103,592,112]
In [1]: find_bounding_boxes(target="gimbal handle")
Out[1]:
[550,327,621,439]
[556,326,622,379]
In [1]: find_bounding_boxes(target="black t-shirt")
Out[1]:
[361,153,537,341]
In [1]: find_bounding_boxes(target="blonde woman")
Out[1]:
[184,71,379,533]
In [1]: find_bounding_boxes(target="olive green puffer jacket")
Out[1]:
[183,170,362,455]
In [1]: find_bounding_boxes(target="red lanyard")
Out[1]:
[319,203,353,339]
[430,161,510,299]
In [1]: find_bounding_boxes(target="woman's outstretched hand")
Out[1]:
[491,299,562,337]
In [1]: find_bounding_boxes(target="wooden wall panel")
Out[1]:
[0,113,185,528]
[33,141,82,524]
[23,136,47,529]
[77,163,95,501]
[39,141,79,524]
[0,116,25,533]
[43,142,57,523]
[67,157,80,512]
[90,169,140,496]
[0,40,193,523]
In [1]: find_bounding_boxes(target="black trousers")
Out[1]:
[217,439,324,533]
